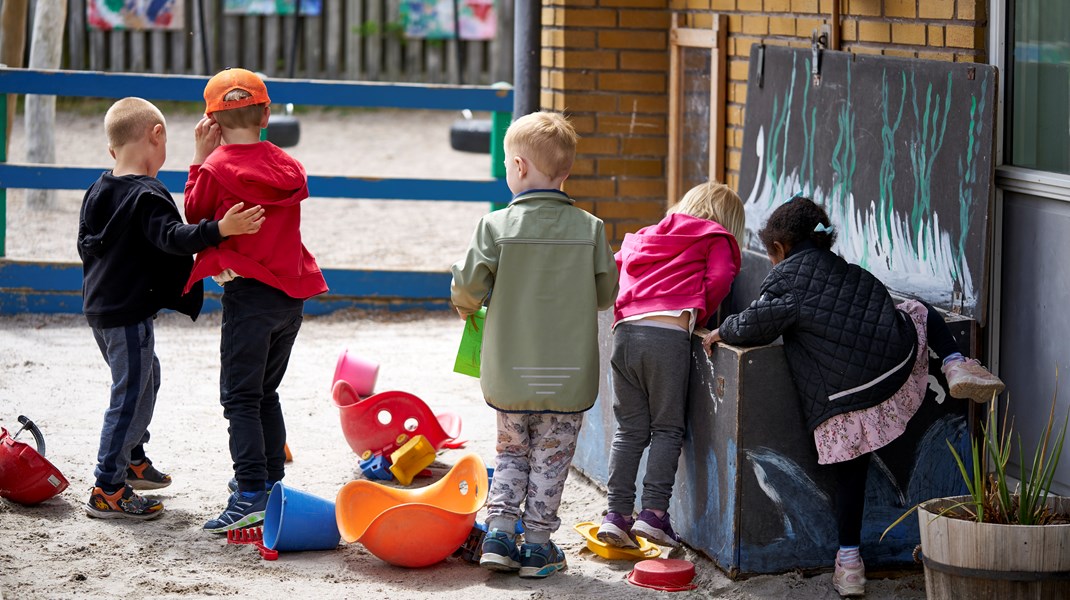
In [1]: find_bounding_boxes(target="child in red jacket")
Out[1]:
[184,68,328,533]
[597,181,743,549]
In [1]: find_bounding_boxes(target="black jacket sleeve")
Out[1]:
[719,268,798,347]
[138,193,223,255]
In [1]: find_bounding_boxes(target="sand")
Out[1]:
[0,108,926,599]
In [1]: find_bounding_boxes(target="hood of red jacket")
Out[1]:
[199,142,307,207]
[617,213,733,273]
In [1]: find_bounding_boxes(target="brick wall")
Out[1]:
[542,0,989,244]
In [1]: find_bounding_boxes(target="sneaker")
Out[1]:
[519,540,567,579]
[203,491,268,533]
[125,459,172,490]
[85,485,164,521]
[942,358,1005,403]
[631,509,682,547]
[832,557,866,597]
[597,511,639,549]
[479,530,521,572]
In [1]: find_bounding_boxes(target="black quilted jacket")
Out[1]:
[719,245,918,431]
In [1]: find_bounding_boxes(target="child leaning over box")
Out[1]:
[450,111,619,579]
[79,97,264,520]
[183,68,328,533]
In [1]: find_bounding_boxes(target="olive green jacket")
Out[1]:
[450,190,619,413]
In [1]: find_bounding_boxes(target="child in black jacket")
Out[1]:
[703,196,1003,597]
[79,97,263,520]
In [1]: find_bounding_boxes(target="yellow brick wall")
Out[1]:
[543,0,988,243]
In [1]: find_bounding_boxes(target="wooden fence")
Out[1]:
[58,0,512,84]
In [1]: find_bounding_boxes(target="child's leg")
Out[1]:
[831,453,869,596]
[638,328,690,513]
[481,411,531,572]
[91,318,161,492]
[606,327,651,517]
[259,308,304,485]
[921,301,1005,402]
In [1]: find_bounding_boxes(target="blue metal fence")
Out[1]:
[0,68,512,314]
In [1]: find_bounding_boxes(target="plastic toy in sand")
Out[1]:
[627,558,698,591]
[336,453,489,567]
[226,526,279,561]
[389,435,436,486]
[573,521,662,560]
[333,349,380,398]
[262,482,340,552]
[0,416,69,506]
[331,386,464,458]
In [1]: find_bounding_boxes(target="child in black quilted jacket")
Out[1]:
[702,195,1004,598]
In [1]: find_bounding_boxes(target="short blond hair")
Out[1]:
[104,97,165,148]
[212,89,267,129]
[504,111,577,180]
[667,181,746,241]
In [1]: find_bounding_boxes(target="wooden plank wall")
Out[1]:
[60,0,510,84]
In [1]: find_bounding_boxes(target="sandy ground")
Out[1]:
[0,109,926,599]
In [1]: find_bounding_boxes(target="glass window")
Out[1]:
[1009,0,1070,174]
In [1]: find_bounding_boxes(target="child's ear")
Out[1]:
[513,155,525,178]
[151,123,165,143]
[260,105,271,129]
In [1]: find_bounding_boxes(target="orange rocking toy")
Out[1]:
[331,383,464,458]
[335,453,489,568]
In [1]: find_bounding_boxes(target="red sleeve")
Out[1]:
[184,165,222,224]
[700,235,742,324]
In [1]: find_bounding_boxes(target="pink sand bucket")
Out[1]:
[333,349,379,397]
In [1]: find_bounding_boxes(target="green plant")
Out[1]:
[882,375,1069,539]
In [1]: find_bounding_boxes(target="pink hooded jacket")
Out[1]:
[613,213,741,327]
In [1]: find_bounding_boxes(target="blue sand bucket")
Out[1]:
[263,482,341,552]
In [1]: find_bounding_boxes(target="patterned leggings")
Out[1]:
[485,411,584,544]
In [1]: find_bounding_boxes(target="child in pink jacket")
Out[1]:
[597,181,743,548]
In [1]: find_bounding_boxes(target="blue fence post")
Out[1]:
[0,92,6,257]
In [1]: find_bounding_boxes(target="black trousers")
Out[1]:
[219,278,304,493]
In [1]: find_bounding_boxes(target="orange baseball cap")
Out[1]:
[203,68,271,115]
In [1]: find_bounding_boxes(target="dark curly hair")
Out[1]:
[757,195,837,253]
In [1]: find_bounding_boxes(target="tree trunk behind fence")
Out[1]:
[0,0,29,156]
[25,0,66,210]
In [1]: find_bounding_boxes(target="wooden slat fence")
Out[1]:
[57,0,510,84]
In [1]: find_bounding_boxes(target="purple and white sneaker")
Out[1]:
[631,509,682,547]
[596,511,639,549]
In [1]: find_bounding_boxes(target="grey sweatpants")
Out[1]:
[485,411,584,544]
[606,323,691,514]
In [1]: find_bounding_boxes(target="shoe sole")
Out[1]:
[631,521,680,547]
[596,523,639,549]
[203,511,265,534]
[833,582,865,597]
[85,505,164,521]
[480,553,520,572]
[126,479,171,491]
[949,381,1004,404]
[519,560,567,578]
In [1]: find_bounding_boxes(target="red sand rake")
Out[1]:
[226,526,279,561]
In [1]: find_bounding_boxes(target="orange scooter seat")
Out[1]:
[335,453,489,567]
[331,383,462,458]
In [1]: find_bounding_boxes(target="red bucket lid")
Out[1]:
[627,558,697,592]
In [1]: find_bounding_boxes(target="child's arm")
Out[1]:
[594,221,619,311]
[450,218,497,318]
[142,196,263,255]
[700,235,742,323]
[184,116,224,224]
[717,270,797,347]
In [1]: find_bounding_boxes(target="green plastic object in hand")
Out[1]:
[453,307,486,378]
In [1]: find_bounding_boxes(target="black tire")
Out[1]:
[450,118,492,154]
[267,114,301,148]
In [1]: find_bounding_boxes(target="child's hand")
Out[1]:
[192,115,222,164]
[701,328,722,357]
[218,202,265,237]
[211,269,240,285]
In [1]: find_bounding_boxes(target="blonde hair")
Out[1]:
[503,111,577,180]
[667,181,746,241]
[212,89,267,129]
[104,97,165,148]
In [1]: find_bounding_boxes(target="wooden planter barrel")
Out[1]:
[918,495,1070,599]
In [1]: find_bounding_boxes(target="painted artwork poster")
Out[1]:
[402,0,496,40]
[736,46,997,320]
[222,0,322,16]
[88,0,184,30]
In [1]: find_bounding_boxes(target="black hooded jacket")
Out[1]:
[718,243,918,431]
[78,173,222,328]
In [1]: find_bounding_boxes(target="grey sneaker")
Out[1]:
[203,491,268,533]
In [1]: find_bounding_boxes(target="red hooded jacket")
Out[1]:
[183,142,328,299]
[613,213,741,328]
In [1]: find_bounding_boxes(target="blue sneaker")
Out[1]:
[479,530,521,572]
[203,491,268,533]
[519,540,567,578]
[226,478,276,494]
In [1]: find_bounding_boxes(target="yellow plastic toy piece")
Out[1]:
[335,453,489,567]
[573,521,662,560]
[388,434,435,486]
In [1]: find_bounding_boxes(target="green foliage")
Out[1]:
[882,374,1069,541]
